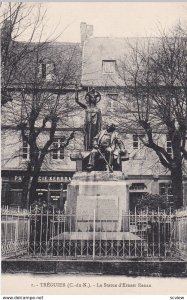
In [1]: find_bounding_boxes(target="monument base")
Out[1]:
[66,171,129,232]
[51,172,142,257]
[51,231,143,257]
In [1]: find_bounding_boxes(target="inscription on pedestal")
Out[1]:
[77,195,118,220]
[76,195,119,232]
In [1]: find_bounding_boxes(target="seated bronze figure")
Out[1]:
[86,124,128,172]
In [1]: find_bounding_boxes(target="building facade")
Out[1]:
[1,23,84,209]
[1,22,187,209]
[80,24,187,208]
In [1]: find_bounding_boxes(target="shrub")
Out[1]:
[135,193,171,212]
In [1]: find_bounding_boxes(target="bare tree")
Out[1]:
[1,3,49,105]
[116,24,187,208]
[1,3,82,208]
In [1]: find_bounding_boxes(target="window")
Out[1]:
[52,137,65,160]
[159,183,173,204]
[107,93,118,111]
[132,135,146,159]
[129,183,147,191]
[22,139,30,160]
[39,61,55,81]
[133,135,139,149]
[102,60,116,74]
[166,135,172,155]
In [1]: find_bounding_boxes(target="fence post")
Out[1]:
[14,207,19,256]
[27,208,31,255]
[135,207,137,257]
[93,209,95,260]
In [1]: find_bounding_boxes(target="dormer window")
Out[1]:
[38,59,55,81]
[102,60,116,74]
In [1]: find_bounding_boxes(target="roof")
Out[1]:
[3,39,82,88]
[81,36,155,87]
[29,41,82,86]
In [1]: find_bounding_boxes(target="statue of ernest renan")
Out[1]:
[74,86,129,172]
[87,123,128,172]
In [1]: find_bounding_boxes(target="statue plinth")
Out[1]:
[65,171,129,233]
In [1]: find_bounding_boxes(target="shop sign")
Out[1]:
[51,195,60,201]
[14,175,71,182]
[38,176,71,182]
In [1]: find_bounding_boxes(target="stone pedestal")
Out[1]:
[66,171,129,232]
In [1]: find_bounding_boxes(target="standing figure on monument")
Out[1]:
[87,123,127,172]
[85,88,101,108]
[75,85,102,151]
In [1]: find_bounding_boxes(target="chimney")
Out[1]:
[80,22,93,46]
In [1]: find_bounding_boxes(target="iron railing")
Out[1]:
[173,209,187,259]
[1,207,29,257]
[1,206,187,259]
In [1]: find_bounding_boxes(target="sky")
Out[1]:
[39,2,187,42]
[6,2,187,43]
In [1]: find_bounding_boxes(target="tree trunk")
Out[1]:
[171,165,183,209]
[29,175,39,205]
[21,173,32,209]
[21,159,41,208]
[21,168,42,208]
[29,161,44,205]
